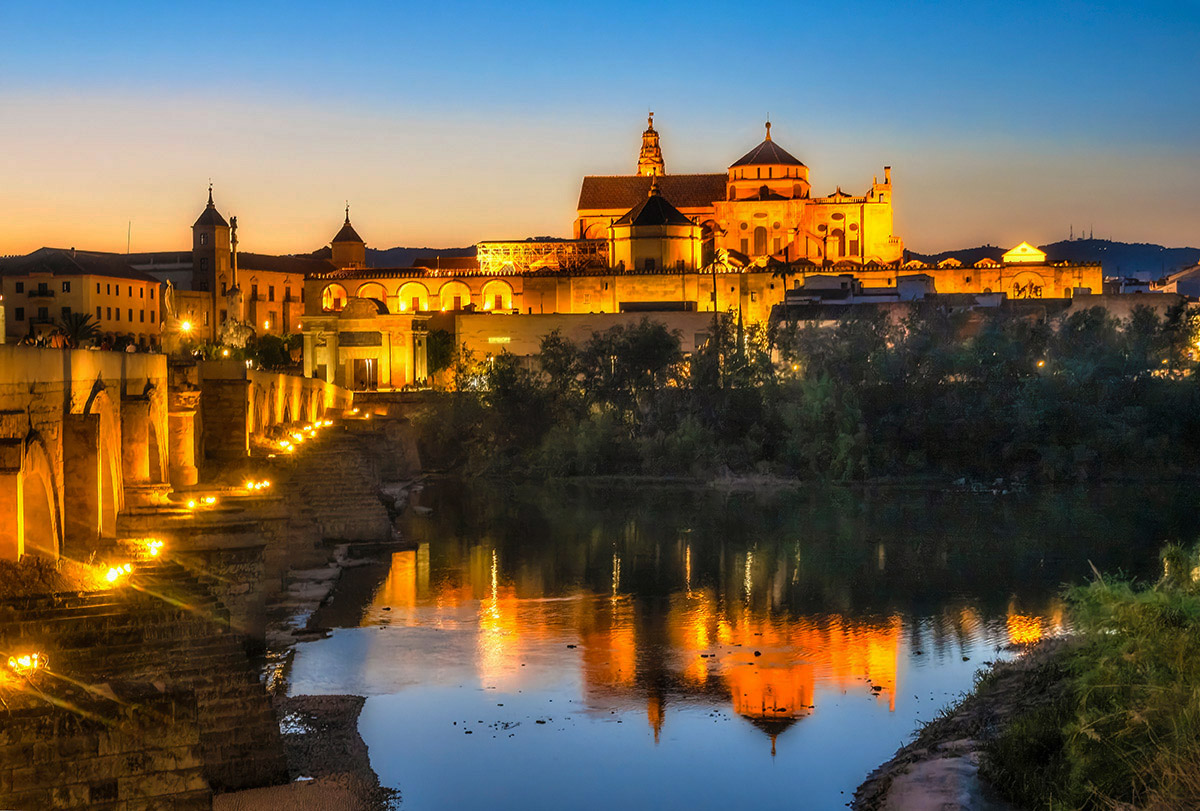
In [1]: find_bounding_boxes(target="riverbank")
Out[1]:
[854,639,1074,811]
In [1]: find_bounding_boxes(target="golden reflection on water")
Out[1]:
[368,544,1063,743]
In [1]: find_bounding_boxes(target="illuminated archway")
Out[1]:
[356,282,387,303]
[398,281,430,313]
[438,281,472,311]
[322,283,348,313]
[19,435,60,559]
[480,279,513,311]
[84,388,121,539]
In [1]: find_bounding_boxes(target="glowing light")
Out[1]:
[186,499,197,509]
[7,653,44,676]
[147,540,164,557]
[202,496,216,505]
[105,563,132,583]
[180,320,193,333]
[222,348,230,357]
[1037,360,1045,368]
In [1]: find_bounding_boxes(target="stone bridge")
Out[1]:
[0,346,170,562]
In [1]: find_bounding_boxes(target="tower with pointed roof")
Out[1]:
[192,184,231,297]
[726,121,810,202]
[331,205,367,270]
[636,113,665,177]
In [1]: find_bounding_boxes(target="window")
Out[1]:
[14,307,23,320]
[849,239,859,256]
[37,307,48,321]
[107,307,112,319]
[139,287,144,298]
[285,286,291,301]
[301,288,306,303]
[115,309,120,321]
[220,309,228,323]
[37,282,48,295]
[773,237,781,254]
[200,233,208,246]
[14,282,23,293]
[128,286,132,297]
[139,310,145,323]
[740,238,748,254]
[62,281,71,292]
[150,311,155,323]
[221,281,227,295]
[61,306,72,319]
[127,309,132,321]
[150,288,154,300]
[268,285,275,302]
[199,258,208,272]
[96,283,101,293]
[96,306,101,319]
[753,226,767,255]
[251,284,258,301]
[750,292,757,302]
[106,284,111,295]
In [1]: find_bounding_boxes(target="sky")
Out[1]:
[1,0,1198,256]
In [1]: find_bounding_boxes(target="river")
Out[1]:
[286,480,1192,810]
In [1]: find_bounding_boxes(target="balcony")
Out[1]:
[26,289,55,299]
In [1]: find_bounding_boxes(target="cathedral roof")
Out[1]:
[730,123,805,168]
[332,205,365,244]
[332,222,364,244]
[193,187,229,229]
[578,174,726,211]
[612,180,696,227]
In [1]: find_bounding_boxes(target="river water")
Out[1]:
[288,481,1193,810]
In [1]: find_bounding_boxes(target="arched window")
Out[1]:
[321,283,348,312]
[753,226,768,255]
[830,229,846,258]
[398,281,429,312]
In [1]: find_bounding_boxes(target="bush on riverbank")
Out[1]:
[982,545,1200,809]
[416,303,1200,482]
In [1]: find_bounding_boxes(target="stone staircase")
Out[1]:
[281,429,393,542]
[0,559,289,805]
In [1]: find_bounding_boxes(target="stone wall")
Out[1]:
[0,347,168,561]
[0,683,211,810]
[197,361,352,462]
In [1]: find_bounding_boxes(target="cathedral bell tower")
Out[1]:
[330,205,367,269]
[191,184,231,294]
[637,113,665,177]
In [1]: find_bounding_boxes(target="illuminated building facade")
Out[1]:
[0,248,162,345]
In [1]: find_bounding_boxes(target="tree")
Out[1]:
[57,311,100,348]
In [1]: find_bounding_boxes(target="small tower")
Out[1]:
[637,113,665,177]
[331,204,366,270]
[192,184,231,294]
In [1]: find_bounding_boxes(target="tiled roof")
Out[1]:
[730,138,805,168]
[193,201,228,229]
[236,252,335,276]
[0,248,163,283]
[332,221,363,244]
[412,256,480,271]
[578,174,726,211]
[613,189,696,227]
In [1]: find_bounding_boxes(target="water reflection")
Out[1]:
[290,482,1184,809]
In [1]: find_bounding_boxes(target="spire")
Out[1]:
[207,181,214,207]
[648,175,660,197]
[345,201,351,225]
[765,119,772,142]
[637,112,665,177]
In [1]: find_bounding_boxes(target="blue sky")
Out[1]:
[2,0,1198,253]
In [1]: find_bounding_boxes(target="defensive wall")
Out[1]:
[0,347,169,563]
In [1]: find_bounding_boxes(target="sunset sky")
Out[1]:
[2,1,1198,256]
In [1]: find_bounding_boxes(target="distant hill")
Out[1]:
[910,239,1199,279]
[367,246,476,268]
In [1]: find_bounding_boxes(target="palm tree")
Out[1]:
[58,311,101,348]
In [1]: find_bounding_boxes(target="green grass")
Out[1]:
[983,545,1200,809]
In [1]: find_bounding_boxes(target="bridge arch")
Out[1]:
[20,434,60,559]
[84,387,122,539]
